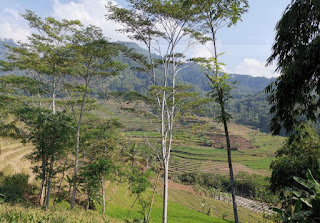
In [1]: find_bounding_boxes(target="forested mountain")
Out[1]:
[0,39,274,132]
[0,39,17,60]
[106,41,275,133]
[109,41,274,94]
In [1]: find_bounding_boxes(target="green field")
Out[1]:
[105,100,285,176]
[0,99,282,222]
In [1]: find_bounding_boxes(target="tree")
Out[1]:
[0,10,82,115]
[273,162,320,222]
[265,0,320,135]
[127,167,152,222]
[64,25,126,209]
[80,157,113,215]
[18,108,74,208]
[270,124,320,194]
[185,1,248,222]
[79,117,123,214]
[107,1,199,222]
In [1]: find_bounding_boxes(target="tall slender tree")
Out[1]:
[64,25,126,209]
[184,1,248,222]
[108,1,198,221]
[0,11,82,205]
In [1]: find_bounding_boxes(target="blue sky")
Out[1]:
[0,0,290,78]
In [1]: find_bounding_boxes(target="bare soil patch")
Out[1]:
[168,180,203,195]
[208,134,256,150]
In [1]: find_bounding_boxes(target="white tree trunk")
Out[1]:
[162,161,169,223]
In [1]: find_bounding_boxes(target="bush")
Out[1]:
[0,173,31,203]
[175,171,278,203]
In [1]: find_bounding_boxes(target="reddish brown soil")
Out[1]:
[205,130,256,150]
[168,180,203,195]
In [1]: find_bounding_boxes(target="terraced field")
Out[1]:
[0,100,278,222]
[0,135,269,222]
[103,99,285,176]
[0,137,33,179]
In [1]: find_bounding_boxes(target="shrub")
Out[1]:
[0,173,31,203]
[175,171,278,203]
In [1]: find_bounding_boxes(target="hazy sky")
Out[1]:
[0,0,291,78]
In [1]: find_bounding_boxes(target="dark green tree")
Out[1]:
[80,157,113,215]
[270,124,320,194]
[18,108,74,208]
[266,0,320,134]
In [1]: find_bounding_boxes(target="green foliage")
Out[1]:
[273,164,320,222]
[17,107,75,207]
[0,204,113,223]
[266,0,320,135]
[80,158,113,207]
[183,0,249,40]
[19,108,75,174]
[270,124,320,193]
[0,173,31,203]
[129,167,151,195]
[175,171,277,203]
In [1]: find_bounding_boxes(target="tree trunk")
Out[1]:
[146,169,161,223]
[54,157,68,206]
[126,195,139,221]
[70,78,88,210]
[71,122,81,210]
[211,28,239,223]
[52,77,56,115]
[101,178,106,216]
[221,103,238,223]
[39,156,47,206]
[39,177,45,206]
[86,191,90,211]
[45,154,55,209]
[162,161,169,223]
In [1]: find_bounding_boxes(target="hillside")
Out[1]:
[0,134,271,223]
[0,98,281,222]
[0,39,274,133]
[104,99,284,176]
[0,39,280,222]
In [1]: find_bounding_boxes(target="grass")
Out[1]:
[0,204,119,223]
[243,157,274,170]
[102,182,267,223]
[0,100,281,222]
[1,165,15,175]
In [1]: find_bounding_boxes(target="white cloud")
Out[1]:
[233,58,279,78]
[0,8,30,42]
[52,0,131,42]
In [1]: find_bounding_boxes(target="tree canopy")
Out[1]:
[270,124,320,193]
[266,0,320,135]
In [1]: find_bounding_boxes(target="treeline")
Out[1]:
[0,38,275,133]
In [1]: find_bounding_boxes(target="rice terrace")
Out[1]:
[0,0,319,222]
